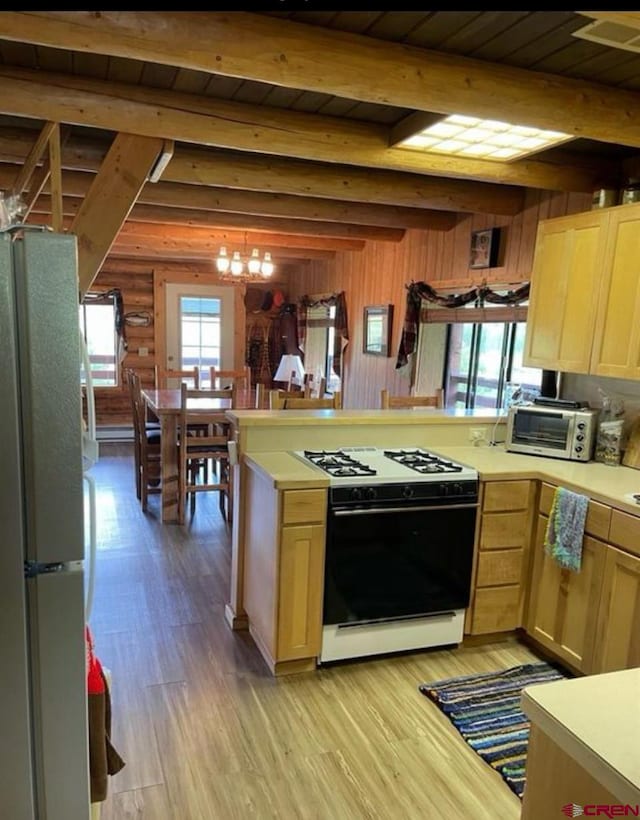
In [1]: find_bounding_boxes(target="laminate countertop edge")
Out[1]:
[521,669,640,807]
[244,452,330,490]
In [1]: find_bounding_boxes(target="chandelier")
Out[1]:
[215,238,275,283]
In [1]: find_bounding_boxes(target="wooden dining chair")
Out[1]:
[155,365,200,389]
[269,390,342,410]
[209,365,251,392]
[303,374,327,398]
[129,371,162,512]
[178,384,233,524]
[380,388,443,409]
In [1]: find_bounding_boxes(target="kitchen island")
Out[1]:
[225,408,640,677]
[520,668,640,817]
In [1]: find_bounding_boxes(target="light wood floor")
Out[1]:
[92,443,540,820]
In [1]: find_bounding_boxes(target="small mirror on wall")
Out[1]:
[363,304,393,357]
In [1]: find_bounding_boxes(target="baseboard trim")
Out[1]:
[96,425,134,442]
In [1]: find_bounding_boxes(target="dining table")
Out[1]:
[141,388,251,523]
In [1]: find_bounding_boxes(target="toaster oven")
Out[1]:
[505,404,598,462]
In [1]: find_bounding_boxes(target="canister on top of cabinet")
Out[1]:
[591,188,618,209]
[621,179,640,205]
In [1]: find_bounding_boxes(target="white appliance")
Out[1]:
[0,227,91,819]
[293,447,479,663]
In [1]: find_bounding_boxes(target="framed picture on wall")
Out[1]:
[363,304,393,357]
[470,227,501,269]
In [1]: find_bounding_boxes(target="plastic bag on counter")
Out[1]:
[0,191,26,230]
[595,388,625,465]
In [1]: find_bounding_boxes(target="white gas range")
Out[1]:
[292,447,479,664]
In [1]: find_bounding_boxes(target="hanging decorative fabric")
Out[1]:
[395,280,530,369]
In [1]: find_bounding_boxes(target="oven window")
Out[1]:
[324,505,476,626]
[512,410,568,449]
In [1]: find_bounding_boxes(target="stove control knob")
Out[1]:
[402,485,415,499]
[365,487,377,501]
[350,487,363,502]
[452,483,463,495]
[576,434,584,442]
[575,445,583,453]
[439,483,450,497]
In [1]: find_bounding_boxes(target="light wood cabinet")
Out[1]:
[526,513,606,673]
[523,210,605,373]
[467,480,534,635]
[277,524,325,662]
[524,201,640,379]
[592,546,640,673]
[590,206,640,379]
[243,466,326,675]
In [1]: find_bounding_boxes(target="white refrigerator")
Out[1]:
[0,228,91,819]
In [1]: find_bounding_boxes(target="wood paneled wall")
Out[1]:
[287,190,592,410]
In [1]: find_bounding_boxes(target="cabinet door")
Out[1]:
[277,524,325,662]
[591,205,640,379]
[523,211,606,373]
[592,546,640,673]
[526,514,605,673]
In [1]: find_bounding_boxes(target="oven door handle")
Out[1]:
[332,502,478,516]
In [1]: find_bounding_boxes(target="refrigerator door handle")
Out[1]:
[24,561,65,578]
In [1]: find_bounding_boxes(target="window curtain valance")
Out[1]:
[298,291,349,377]
[395,280,530,369]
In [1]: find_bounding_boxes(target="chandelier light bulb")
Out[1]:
[247,248,262,274]
[261,252,274,277]
[230,251,244,276]
[216,246,230,273]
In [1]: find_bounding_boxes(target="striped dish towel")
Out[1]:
[544,486,589,572]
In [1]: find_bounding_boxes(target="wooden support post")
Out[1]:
[48,122,63,232]
[10,120,56,197]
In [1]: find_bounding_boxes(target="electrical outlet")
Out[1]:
[138,346,149,357]
[469,428,486,443]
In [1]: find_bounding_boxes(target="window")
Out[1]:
[444,320,542,410]
[79,295,117,386]
[304,304,340,392]
[179,296,221,386]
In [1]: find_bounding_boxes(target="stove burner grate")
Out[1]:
[304,449,377,477]
[383,448,464,474]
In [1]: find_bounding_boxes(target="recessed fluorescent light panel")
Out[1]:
[398,114,572,161]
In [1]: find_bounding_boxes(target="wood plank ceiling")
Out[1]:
[0,11,639,276]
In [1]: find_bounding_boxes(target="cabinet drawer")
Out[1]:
[609,510,640,558]
[476,549,524,587]
[471,586,521,634]
[539,482,611,540]
[282,489,326,525]
[480,511,529,550]
[483,480,530,512]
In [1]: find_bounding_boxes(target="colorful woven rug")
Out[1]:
[419,662,567,798]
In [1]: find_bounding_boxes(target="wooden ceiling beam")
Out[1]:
[116,222,365,253]
[1,12,640,149]
[0,162,458,230]
[108,238,335,262]
[71,132,164,295]
[32,196,405,242]
[0,68,602,199]
[0,112,615,197]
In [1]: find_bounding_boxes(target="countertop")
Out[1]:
[521,668,640,805]
[227,408,501,427]
[244,443,640,515]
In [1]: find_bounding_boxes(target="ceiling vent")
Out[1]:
[572,19,640,53]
